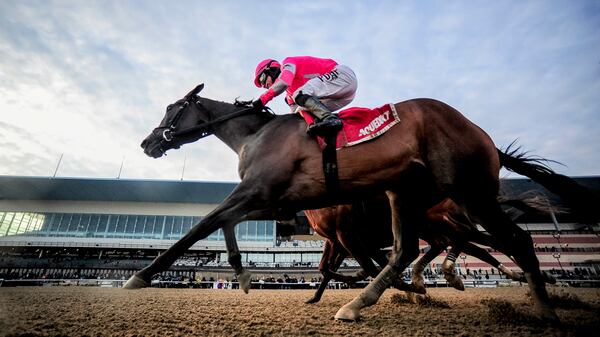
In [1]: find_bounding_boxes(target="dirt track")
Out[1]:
[1,286,599,336]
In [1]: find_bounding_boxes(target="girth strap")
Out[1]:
[322,134,339,196]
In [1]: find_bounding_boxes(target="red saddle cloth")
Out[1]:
[300,103,401,149]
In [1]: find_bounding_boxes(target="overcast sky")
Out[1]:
[1,1,599,183]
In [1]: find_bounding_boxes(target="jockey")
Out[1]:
[252,56,358,136]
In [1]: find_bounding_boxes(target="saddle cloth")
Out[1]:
[300,103,401,149]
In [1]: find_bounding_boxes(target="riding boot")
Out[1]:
[302,96,343,136]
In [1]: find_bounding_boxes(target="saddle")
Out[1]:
[299,104,401,195]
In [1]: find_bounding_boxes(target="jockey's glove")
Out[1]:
[252,99,264,110]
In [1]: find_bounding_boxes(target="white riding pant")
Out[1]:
[291,64,358,112]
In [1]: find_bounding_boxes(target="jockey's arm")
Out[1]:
[259,63,296,105]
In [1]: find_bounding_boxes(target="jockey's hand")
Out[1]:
[252,99,264,110]
[234,98,253,107]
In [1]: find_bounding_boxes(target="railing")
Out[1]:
[2,278,599,288]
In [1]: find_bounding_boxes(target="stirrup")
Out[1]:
[306,117,343,136]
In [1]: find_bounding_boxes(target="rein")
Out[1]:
[161,102,260,142]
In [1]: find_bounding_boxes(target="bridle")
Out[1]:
[155,97,264,144]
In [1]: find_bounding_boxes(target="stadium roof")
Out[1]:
[0,175,599,205]
[0,176,235,203]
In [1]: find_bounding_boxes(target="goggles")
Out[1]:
[258,72,268,87]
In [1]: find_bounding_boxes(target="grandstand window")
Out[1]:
[153,216,164,239]
[57,213,71,233]
[11,213,26,235]
[115,215,128,237]
[79,214,91,234]
[164,216,175,240]
[95,214,108,237]
[16,213,29,235]
[123,215,135,236]
[257,221,266,241]
[146,215,156,238]
[275,253,301,263]
[10,213,25,235]
[134,216,146,237]
[106,215,118,238]
[88,214,100,234]
[266,221,274,240]
[50,213,64,236]
[23,213,44,236]
[41,213,54,235]
[115,214,129,238]
[172,216,183,239]
[67,214,82,234]
[1,212,15,236]
[247,221,257,241]
[235,222,243,240]
[235,222,248,241]
[0,210,275,243]
[182,216,193,235]
[0,212,8,235]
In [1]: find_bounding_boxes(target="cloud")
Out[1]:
[0,1,599,182]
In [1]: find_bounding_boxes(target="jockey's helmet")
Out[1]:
[254,59,281,87]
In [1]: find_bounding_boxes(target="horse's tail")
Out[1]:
[497,194,568,217]
[497,145,600,222]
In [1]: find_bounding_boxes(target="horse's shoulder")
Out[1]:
[251,113,306,146]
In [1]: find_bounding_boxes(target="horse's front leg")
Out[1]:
[124,185,265,289]
[223,224,252,293]
[335,191,421,321]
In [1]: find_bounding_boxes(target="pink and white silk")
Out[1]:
[259,56,338,106]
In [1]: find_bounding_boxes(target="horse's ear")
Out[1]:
[188,83,205,98]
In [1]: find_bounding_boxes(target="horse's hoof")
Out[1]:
[405,292,416,304]
[408,282,426,295]
[537,307,560,324]
[305,297,320,304]
[123,275,150,289]
[445,275,465,291]
[450,280,465,291]
[543,272,557,285]
[238,269,252,294]
[334,304,360,321]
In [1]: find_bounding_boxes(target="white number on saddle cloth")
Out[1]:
[339,104,401,148]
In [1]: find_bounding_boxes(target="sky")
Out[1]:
[1,0,599,183]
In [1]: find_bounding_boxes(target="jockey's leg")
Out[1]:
[295,93,342,136]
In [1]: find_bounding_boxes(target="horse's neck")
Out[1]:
[200,98,273,154]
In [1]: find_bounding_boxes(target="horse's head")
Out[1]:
[141,84,208,158]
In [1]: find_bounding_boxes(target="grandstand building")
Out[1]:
[1,175,599,284]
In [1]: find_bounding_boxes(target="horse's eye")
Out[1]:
[167,104,173,111]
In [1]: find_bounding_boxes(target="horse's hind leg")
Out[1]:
[441,246,465,291]
[460,241,522,282]
[465,198,559,322]
[335,190,421,321]
[306,240,346,304]
[412,244,445,293]
[223,224,251,293]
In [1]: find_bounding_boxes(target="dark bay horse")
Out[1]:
[134,83,559,321]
